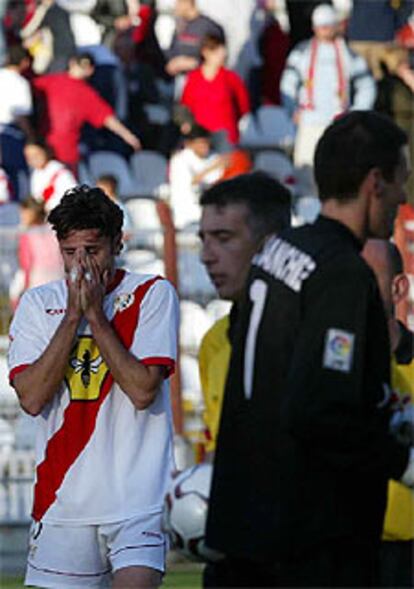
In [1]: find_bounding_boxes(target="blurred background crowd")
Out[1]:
[0,0,413,477]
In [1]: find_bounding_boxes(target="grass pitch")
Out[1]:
[0,562,204,588]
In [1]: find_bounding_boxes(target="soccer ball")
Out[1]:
[163,463,223,563]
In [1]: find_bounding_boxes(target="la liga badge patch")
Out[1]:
[323,328,355,373]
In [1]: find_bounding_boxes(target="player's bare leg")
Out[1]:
[112,565,162,588]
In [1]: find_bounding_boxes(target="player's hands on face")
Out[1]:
[66,251,83,322]
[79,251,108,322]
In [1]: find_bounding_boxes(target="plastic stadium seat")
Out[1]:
[0,418,14,455]
[180,300,213,354]
[178,249,216,302]
[124,197,164,250]
[88,151,136,198]
[124,197,162,231]
[121,248,165,276]
[239,106,295,150]
[293,196,321,226]
[129,151,168,197]
[78,160,93,186]
[180,353,203,411]
[254,150,296,187]
[205,299,232,323]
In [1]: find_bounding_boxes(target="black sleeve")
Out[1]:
[280,256,409,480]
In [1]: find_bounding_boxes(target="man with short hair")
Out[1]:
[281,3,376,195]
[165,0,224,77]
[206,110,413,587]
[8,185,179,588]
[198,171,291,587]
[362,239,414,588]
[0,45,34,199]
[198,171,291,458]
[32,53,141,173]
[169,124,226,229]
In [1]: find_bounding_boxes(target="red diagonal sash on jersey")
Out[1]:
[32,276,161,522]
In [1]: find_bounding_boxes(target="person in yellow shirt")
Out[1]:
[362,238,414,588]
[198,171,291,456]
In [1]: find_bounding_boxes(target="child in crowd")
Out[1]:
[181,34,250,147]
[9,197,63,309]
[96,174,133,243]
[24,140,77,212]
[169,124,227,229]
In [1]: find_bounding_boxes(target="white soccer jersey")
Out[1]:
[8,270,179,525]
[30,160,77,212]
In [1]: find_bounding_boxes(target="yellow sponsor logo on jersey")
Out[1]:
[65,336,109,401]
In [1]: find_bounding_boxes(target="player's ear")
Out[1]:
[391,272,409,305]
[112,233,123,255]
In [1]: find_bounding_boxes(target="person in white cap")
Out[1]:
[280,3,376,197]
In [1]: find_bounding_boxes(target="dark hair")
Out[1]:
[6,45,30,67]
[24,138,54,160]
[314,111,407,202]
[184,123,211,141]
[20,196,46,223]
[48,185,123,240]
[200,172,291,240]
[201,33,226,53]
[69,52,95,69]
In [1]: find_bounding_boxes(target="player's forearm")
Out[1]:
[103,115,141,150]
[13,315,80,416]
[88,313,163,409]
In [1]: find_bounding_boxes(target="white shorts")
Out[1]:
[25,511,167,589]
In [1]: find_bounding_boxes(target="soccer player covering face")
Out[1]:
[8,185,179,589]
[205,111,413,588]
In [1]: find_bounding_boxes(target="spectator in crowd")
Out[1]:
[24,139,77,212]
[165,0,224,78]
[169,124,225,229]
[112,0,166,77]
[231,0,289,109]
[91,0,127,48]
[0,0,9,66]
[4,1,37,48]
[9,196,63,309]
[20,0,76,74]
[96,173,133,242]
[257,0,290,107]
[362,239,414,589]
[347,0,411,82]
[0,167,18,226]
[193,0,263,81]
[0,44,34,200]
[181,34,250,147]
[281,3,376,196]
[57,0,102,49]
[0,167,14,203]
[77,43,129,154]
[206,110,412,587]
[32,52,141,174]
[346,0,412,139]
